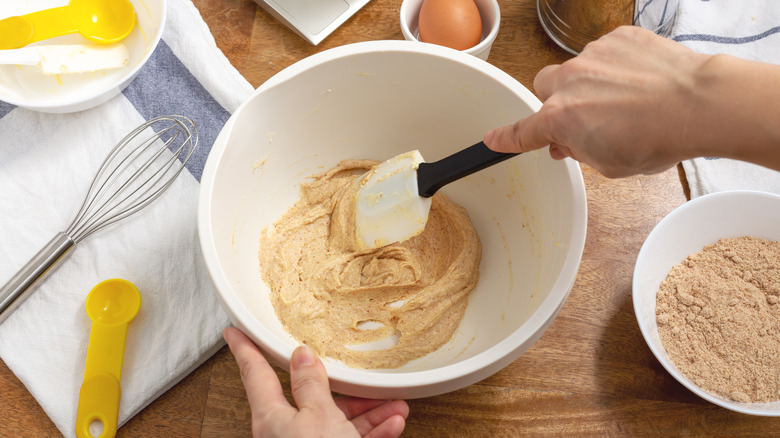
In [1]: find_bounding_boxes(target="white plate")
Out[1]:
[255,0,371,45]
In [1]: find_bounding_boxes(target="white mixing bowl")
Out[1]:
[0,0,166,113]
[634,190,780,416]
[198,41,587,399]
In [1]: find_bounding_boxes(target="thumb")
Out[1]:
[484,112,555,154]
[289,345,337,412]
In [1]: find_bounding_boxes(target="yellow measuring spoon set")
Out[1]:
[76,279,141,438]
[0,0,136,50]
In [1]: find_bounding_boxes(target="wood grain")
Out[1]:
[2,0,780,437]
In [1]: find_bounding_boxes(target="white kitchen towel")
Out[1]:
[641,0,780,197]
[0,0,253,437]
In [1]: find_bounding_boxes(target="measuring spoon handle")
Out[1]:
[0,7,75,50]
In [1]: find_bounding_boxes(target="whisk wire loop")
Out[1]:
[70,130,174,239]
[69,131,162,238]
[65,115,197,243]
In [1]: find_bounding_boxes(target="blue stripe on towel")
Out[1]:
[635,0,673,28]
[674,25,780,44]
[0,101,15,119]
[122,39,231,182]
[634,0,652,21]
[657,0,673,27]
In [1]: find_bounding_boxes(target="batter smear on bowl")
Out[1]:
[258,159,481,369]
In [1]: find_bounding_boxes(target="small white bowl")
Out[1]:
[634,190,780,416]
[199,40,587,399]
[0,0,166,113]
[400,0,500,61]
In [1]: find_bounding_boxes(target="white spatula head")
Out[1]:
[353,150,432,250]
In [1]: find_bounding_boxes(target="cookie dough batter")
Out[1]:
[259,159,481,369]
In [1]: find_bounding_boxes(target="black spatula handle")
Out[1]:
[416,141,519,198]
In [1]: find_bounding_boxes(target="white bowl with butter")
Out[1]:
[0,0,165,113]
[198,40,587,399]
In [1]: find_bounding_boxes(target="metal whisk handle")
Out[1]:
[0,232,74,324]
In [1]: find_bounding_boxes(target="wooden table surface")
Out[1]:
[3,0,779,436]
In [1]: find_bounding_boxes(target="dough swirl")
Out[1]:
[259,159,481,368]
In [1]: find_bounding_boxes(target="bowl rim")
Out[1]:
[199,40,588,393]
[0,0,167,112]
[633,189,780,416]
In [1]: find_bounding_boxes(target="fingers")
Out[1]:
[289,345,337,413]
[223,327,291,413]
[483,62,566,155]
[549,144,572,160]
[344,399,409,437]
[533,64,561,100]
[334,397,389,419]
[225,331,409,437]
[484,110,556,154]
[364,415,407,438]
[483,122,514,153]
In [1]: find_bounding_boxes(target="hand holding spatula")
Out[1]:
[352,142,519,250]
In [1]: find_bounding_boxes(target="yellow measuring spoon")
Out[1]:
[76,279,141,438]
[0,0,136,50]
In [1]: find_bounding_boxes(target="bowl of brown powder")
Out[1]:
[633,190,780,415]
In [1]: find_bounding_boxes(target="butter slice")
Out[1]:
[37,44,130,75]
[0,44,130,75]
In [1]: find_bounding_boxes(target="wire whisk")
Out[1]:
[0,115,198,323]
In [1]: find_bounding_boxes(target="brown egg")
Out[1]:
[418,0,483,51]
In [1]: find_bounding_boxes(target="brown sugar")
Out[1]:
[656,236,780,403]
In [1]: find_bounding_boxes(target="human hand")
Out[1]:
[223,327,409,438]
[484,26,710,178]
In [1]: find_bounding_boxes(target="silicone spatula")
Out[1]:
[353,141,519,250]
